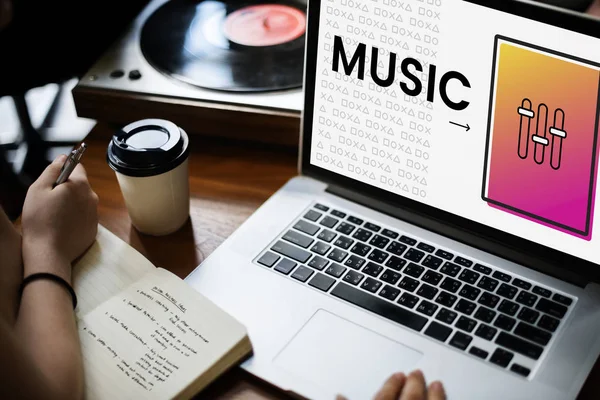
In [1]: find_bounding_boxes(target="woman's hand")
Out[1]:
[337,370,446,400]
[21,155,98,280]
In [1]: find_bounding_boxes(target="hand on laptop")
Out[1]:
[337,370,445,400]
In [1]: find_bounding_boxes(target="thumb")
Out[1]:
[34,154,68,189]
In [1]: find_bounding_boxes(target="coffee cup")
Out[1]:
[107,119,190,236]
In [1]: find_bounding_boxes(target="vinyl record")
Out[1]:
[140,0,307,92]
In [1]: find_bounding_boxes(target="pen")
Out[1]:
[53,143,87,188]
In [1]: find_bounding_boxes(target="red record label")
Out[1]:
[223,4,306,47]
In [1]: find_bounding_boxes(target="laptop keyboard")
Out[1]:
[255,203,575,379]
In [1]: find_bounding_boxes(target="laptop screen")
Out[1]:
[306,0,600,265]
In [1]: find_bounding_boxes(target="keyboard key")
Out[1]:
[308,256,329,271]
[417,242,435,253]
[456,316,477,332]
[331,282,428,331]
[308,273,336,292]
[364,222,381,232]
[291,266,314,282]
[449,331,473,350]
[498,300,520,316]
[474,307,496,323]
[304,210,322,222]
[294,220,319,236]
[257,251,280,267]
[385,256,407,271]
[440,277,461,293]
[435,292,458,308]
[478,276,499,292]
[424,321,452,342]
[398,293,419,309]
[473,264,492,275]
[416,300,438,316]
[327,248,348,263]
[387,241,408,256]
[455,299,476,315]
[379,285,401,301]
[271,241,312,263]
[381,229,399,239]
[440,262,461,277]
[458,269,480,285]
[516,291,537,307]
[311,242,331,256]
[517,307,540,325]
[459,284,481,301]
[492,271,512,282]
[336,222,356,235]
[275,259,297,275]
[538,314,560,332]
[496,332,543,360]
[350,243,371,257]
[422,255,443,270]
[436,308,458,324]
[475,324,498,341]
[331,210,346,218]
[510,364,531,378]
[347,216,363,225]
[404,248,425,263]
[320,216,338,229]
[535,298,567,319]
[494,315,516,331]
[368,249,389,264]
[399,235,417,246]
[497,283,518,300]
[325,263,347,278]
[361,277,383,293]
[417,283,439,300]
[317,229,337,243]
[469,346,489,359]
[478,292,500,308]
[363,262,383,278]
[514,322,552,346]
[422,270,443,286]
[435,249,454,260]
[314,203,329,211]
[552,293,573,306]
[533,286,552,298]
[512,278,532,290]
[343,270,365,285]
[353,228,373,242]
[381,269,402,285]
[454,257,473,267]
[399,277,420,292]
[345,255,366,270]
[404,263,425,279]
[334,236,354,250]
[490,348,514,368]
[369,235,390,249]
[283,230,314,248]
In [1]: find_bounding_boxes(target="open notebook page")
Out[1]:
[78,268,249,400]
[73,225,155,317]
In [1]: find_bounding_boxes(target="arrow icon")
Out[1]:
[450,121,470,131]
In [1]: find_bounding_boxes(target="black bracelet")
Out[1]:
[20,273,78,310]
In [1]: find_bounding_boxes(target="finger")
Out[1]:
[33,155,68,188]
[67,163,89,184]
[427,381,446,400]
[399,370,426,400]
[374,373,406,400]
[336,395,348,400]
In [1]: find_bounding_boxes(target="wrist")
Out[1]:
[22,238,72,284]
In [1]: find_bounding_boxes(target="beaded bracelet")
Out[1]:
[20,273,78,309]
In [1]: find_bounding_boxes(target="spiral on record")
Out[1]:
[140,0,307,92]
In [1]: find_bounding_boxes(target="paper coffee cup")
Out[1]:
[107,119,190,236]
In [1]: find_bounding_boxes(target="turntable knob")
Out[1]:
[110,69,125,78]
[129,70,142,80]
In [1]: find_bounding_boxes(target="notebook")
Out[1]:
[72,225,252,400]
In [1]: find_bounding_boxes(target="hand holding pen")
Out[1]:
[53,143,87,188]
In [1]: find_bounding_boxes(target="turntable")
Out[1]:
[73,0,306,146]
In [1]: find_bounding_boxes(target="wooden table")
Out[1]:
[84,123,599,400]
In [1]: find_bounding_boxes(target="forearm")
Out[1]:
[15,247,83,400]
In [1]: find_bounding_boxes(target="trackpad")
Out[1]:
[273,309,423,399]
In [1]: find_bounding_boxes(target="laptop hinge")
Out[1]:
[326,184,588,288]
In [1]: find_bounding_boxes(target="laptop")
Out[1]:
[185,0,600,398]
